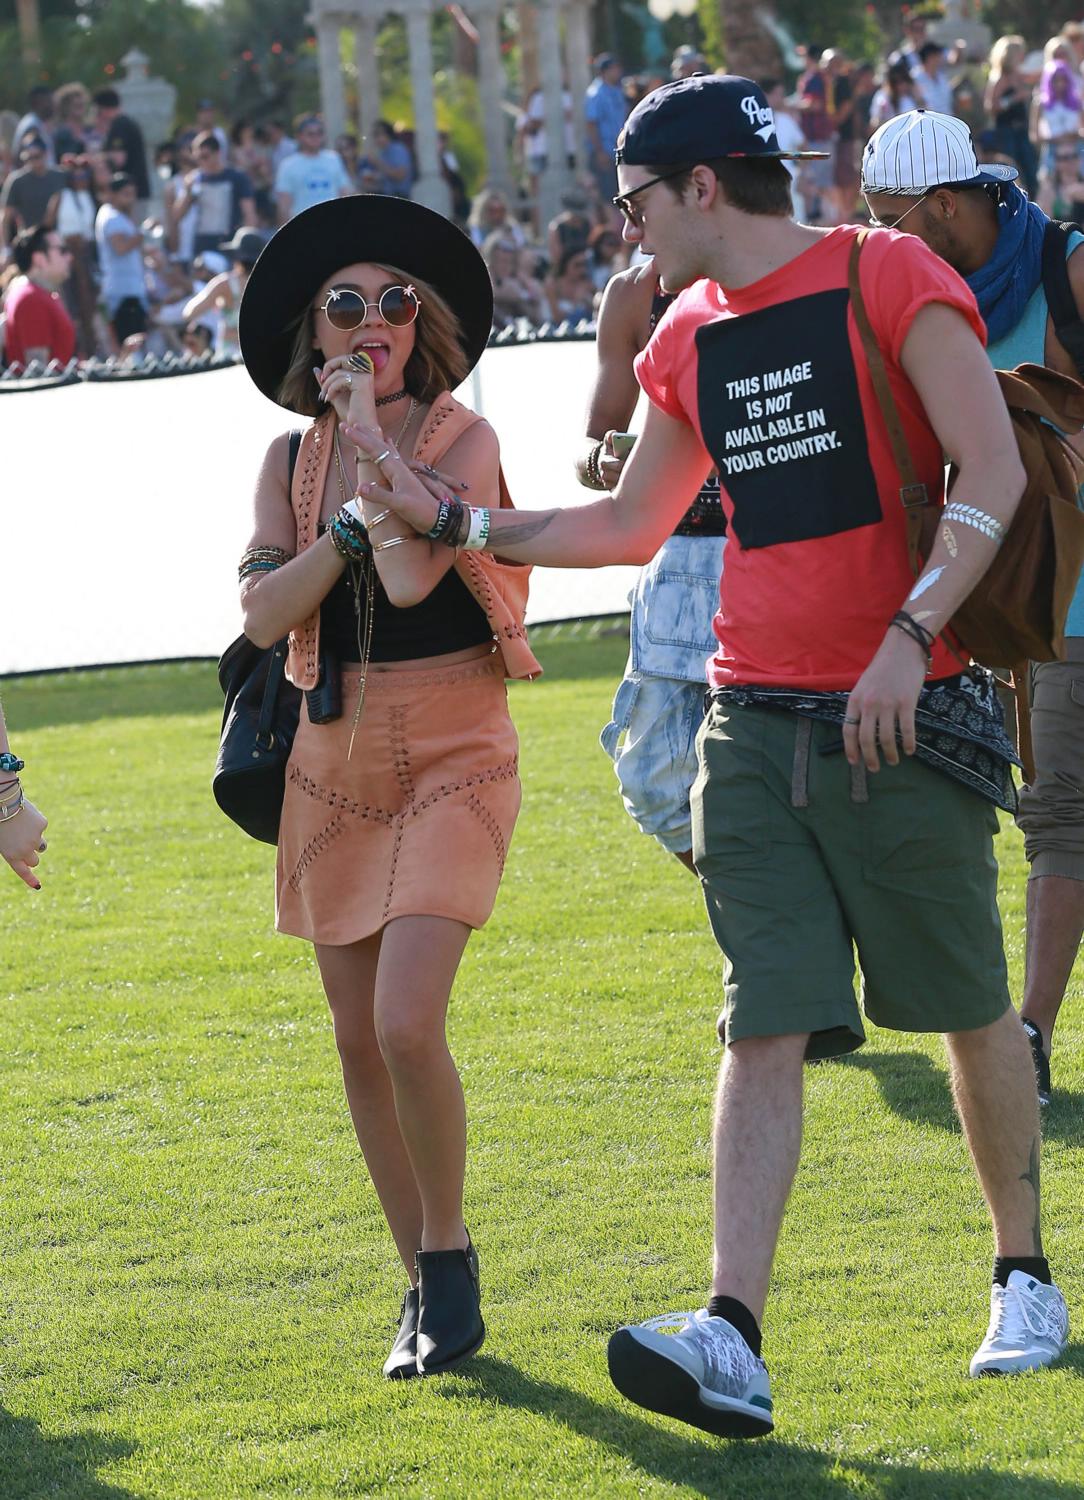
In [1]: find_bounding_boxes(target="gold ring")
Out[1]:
[374,448,393,464]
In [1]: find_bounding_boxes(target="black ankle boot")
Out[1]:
[415,1239,484,1375]
[382,1286,419,1379]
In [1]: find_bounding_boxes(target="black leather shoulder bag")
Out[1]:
[212,430,303,844]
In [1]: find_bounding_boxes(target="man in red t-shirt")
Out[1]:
[342,75,1067,1428]
[4,223,75,369]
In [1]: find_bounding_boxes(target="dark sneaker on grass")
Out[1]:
[970,1271,1069,1376]
[1022,1018,1051,1106]
[607,1309,773,1439]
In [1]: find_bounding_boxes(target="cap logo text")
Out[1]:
[741,94,777,142]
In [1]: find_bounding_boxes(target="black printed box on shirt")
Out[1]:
[694,288,882,550]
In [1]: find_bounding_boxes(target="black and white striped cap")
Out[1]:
[861,109,1018,194]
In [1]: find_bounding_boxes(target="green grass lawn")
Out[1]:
[1,627,1082,1500]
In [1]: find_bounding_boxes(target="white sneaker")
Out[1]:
[970,1271,1069,1376]
[607,1309,773,1438]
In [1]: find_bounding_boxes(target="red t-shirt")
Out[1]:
[3,278,76,368]
[635,225,985,691]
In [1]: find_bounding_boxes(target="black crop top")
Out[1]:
[318,532,492,662]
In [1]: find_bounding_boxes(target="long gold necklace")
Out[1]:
[331,398,416,759]
[333,431,375,760]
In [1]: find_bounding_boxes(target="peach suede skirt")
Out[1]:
[275,655,521,945]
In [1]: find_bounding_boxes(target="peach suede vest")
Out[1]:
[285,393,541,689]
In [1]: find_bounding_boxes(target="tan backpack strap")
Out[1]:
[848,231,931,575]
[1012,665,1036,786]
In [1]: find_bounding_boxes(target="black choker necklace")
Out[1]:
[376,387,409,407]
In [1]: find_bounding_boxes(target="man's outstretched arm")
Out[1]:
[344,396,714,568]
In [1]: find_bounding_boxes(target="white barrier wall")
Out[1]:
[1,342,645,675]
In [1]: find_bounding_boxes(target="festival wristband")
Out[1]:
[461,506,491,551]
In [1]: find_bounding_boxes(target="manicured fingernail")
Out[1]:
[312,365,322,378]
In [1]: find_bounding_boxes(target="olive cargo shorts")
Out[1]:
[691,702,1011,1060]
[1017,640,1084,881]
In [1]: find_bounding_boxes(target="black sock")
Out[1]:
[706,1295,762,1357]
[993,1256,1051,1287]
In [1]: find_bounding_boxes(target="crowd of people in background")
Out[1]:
[6,19,1084,371]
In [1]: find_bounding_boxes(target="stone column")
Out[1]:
[117,48,177,214]
[353,10,382,144]
[313,11,347,142]
[564,0,591,177]
[403,0,451,214]
[470,0,513,196]
[536,0,570,234]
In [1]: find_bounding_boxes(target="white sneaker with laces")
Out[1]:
[970,1270,1069,1376]
[607,1309,773,1438]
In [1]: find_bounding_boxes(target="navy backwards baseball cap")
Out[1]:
[616,74,829,165]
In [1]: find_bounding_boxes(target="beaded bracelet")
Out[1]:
[328,509,371,561]
[238,544,292,581]
[584,440,607,490]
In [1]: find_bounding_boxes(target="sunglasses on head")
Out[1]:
[317,283,421,330]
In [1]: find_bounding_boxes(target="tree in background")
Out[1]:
[0,0,230,123]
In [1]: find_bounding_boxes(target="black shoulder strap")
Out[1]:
[1041,220,1084,379]
[287,427,302,487]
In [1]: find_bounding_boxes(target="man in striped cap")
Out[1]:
[863,108,1084,1115]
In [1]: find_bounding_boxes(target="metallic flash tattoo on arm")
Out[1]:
[908,566,946,601]
[941,502,1007,546]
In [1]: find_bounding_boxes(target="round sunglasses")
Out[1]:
[317,283,421,330]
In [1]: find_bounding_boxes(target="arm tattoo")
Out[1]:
[488,513,557,547]
[1019,1136,1043,1257]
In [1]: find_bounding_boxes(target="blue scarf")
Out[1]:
[964,186,1048,344]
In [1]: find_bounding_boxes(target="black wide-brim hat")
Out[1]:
[238,194,494,412]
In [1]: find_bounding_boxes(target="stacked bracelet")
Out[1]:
[0,787,25,822]
[429,495,467,547]
[584,440,607,490]
[328,506,371,562]
[238,545,292,581]
[890,609,935,664]
[461,506,491,551]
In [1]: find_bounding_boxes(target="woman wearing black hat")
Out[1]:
[236,195,540,1379]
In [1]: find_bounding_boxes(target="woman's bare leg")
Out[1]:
[315,934,423,1280]
[373,915,473,1252]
